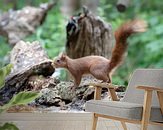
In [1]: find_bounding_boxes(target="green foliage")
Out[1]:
[0,64,13,87]
[0,37,11,67]
[0,123,19,130]
[7,91,39,107]
[99,0,163,86]
[0,0,66,66]
[0,65,40,130]
[24,1,66,79]
[0,91,40,114]
[25,2,66,59]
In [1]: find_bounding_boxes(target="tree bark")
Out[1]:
[0,41,55,104]
[66,7,114,59]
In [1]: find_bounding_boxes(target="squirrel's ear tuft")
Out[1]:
[59,52,67,60]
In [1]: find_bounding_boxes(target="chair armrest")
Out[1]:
[89,82,119,101]
[137,86,163,92]
[89,82,116,89]
[137,86,163,122]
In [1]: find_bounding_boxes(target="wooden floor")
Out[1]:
[0,112,141,130]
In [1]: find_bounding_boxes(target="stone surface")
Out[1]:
[25,75,60,91]
[34,80,95,108]
[36,88,62,106]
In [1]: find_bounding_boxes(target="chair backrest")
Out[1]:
[122,69,163,107]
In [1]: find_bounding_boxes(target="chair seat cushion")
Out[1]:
[85,100,163,123]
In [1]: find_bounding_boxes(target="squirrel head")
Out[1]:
[52,53,68,68]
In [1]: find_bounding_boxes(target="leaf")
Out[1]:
[0,123,19,130]
[0,64,13,88]
[0,91,39,114]
[7,91,40,106]
[0,107,5,114]
[1,91,39,112]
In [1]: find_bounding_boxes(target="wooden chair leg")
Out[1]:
[94,87,102,100]
[157,91,163,114]
[121,121,127,130]
[141,90,152,130]
[108,88,119,101]
[92,113,98,130]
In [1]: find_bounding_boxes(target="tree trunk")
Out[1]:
[66,7,114,59]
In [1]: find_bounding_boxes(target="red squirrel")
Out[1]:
[53,19,147,89]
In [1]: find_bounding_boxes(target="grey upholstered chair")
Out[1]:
[85,69,163,130]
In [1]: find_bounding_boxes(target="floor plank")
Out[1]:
[0,112,143,130]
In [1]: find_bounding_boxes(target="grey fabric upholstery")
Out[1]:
[85,69,163,123]
[123,69,163,106]
[85,100,163,122]
[86,100,143,120]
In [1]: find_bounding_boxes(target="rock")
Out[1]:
[69,99,86,111]
[0,41,55,104]
[115,85,126,92]
[34,79,95,110]
[35,88,62,106]
[117,92,125,99]
[25,75,60,91]
[83,87,94,100]
[55,81,77,101]
[55,80,95,101]
[0,1,56,45]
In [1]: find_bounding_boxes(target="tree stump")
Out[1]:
[0,41,55,104]
[0,1,56,46]
[66,7,114,59]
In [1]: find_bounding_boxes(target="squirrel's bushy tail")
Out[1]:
[109,19,147,71]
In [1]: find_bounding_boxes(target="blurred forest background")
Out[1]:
[0,0,163,86]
